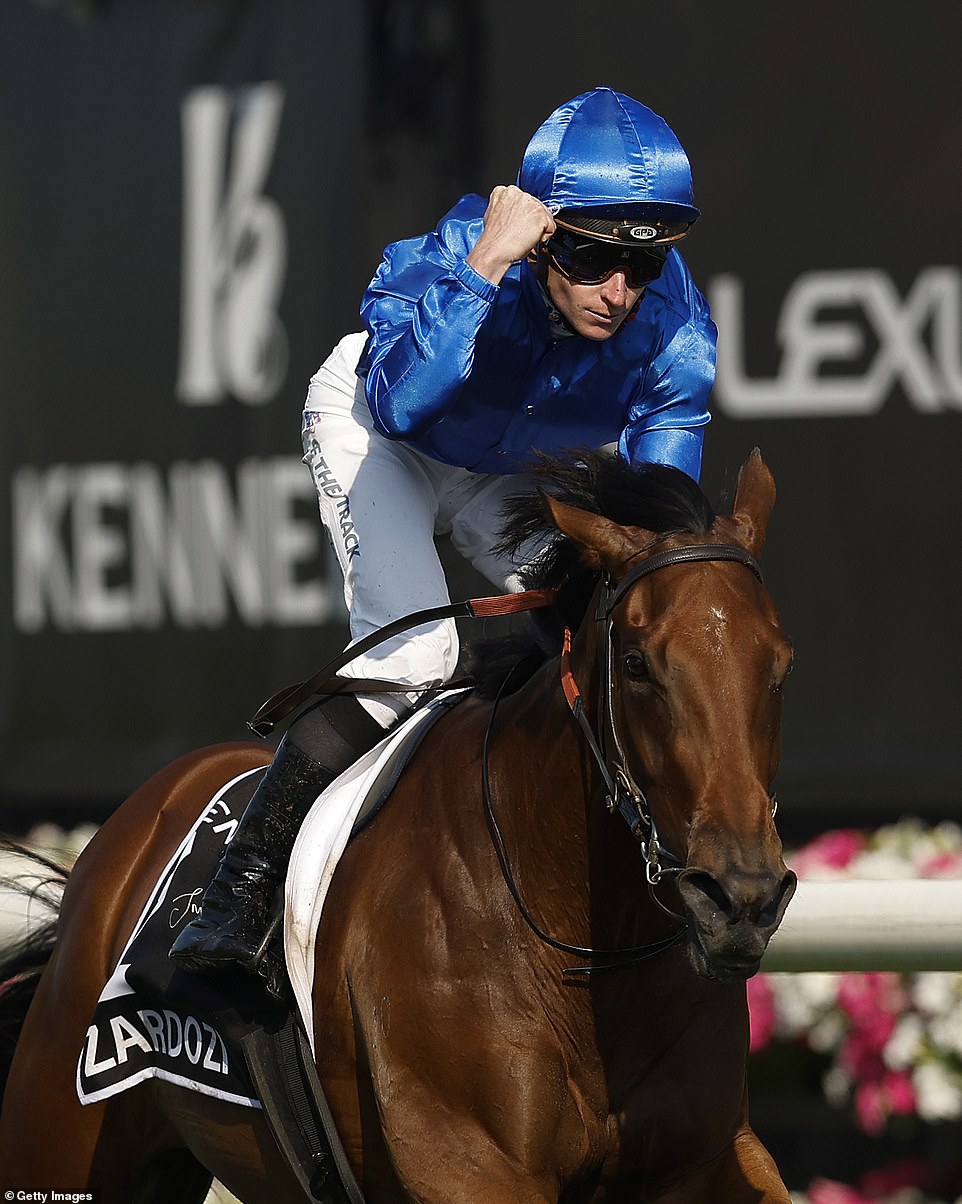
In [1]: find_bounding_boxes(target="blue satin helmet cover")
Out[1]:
[518,87,700,223]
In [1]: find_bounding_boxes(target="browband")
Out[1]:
[602,544,763,617]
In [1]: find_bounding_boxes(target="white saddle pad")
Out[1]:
[283,691,467,1049]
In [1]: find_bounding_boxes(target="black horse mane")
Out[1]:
[463,450,716,696]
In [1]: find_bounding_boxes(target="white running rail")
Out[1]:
[762,879,962,972]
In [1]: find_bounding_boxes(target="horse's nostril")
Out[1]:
[768,869,798,921]
[679,870,734,920]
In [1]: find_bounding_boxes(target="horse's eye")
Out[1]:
[623,651,650,680]
[773,653,795,693]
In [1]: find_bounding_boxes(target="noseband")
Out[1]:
[483,541,764,974]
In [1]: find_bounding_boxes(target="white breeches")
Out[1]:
[302,332,543,726]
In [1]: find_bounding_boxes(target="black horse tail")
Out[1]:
[0,838,67,1102]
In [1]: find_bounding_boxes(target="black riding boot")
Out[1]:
[169,694,385,989]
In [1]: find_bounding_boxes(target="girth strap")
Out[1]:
[241,1014,365,1203]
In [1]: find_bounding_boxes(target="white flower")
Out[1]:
[913,972,961,1017]
[913,1060,962,1122]
[768,972,839,1035]
[26,822,95,867]
[848,849,915,879]
[889,1191,929,1204]
[929,1004,962,1060]
[870,818,928,858]
[822,1065,852,1106]
[930,820,962,851]
[808,1012,846,1054]
[884,1013,925,1070]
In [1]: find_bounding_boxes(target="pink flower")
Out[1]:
[791,829,866,878]
[854,1080,888,1136]
[919,850,962,878]
[881,1069,916,1116]
[806,1177,871,1204]
[850,1069,917,1135]
[832,974,911,1133]
[841,1028,886,1084]
[807,1161,936,1202]
[837,973,903,1048]
[859,1157,932,1195]
[746,974,776,1052]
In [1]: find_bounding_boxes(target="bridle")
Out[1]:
[584,543,764,878]
[482,541,764,975]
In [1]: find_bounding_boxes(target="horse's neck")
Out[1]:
[489,633,662,948]
[494,652,599,832]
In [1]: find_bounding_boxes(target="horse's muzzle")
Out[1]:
[677,865,798,981]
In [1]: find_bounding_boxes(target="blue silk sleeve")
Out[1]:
[618,319,715,481]
[359,225,497,440]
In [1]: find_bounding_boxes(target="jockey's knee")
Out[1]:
[405,622,461,687]
[344,620,461,730]
[358,619,460,692]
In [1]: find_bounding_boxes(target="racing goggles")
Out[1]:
[544,229,669,289]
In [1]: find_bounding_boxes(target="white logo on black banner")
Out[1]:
[177,83,288,406]
[710,267,962,416]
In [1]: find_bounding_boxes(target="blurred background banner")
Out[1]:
[1,0,960,827]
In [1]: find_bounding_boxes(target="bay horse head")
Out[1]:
[515,448,797,983]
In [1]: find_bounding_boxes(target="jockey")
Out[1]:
[170,86,717,988]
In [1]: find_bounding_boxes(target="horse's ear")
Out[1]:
[731,448,776,557]
[544,494,638,571]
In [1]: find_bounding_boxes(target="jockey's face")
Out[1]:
[545,261,645,340]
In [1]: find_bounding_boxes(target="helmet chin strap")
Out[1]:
[527,248,577,336]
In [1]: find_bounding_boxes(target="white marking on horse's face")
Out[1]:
[704,606,729,658]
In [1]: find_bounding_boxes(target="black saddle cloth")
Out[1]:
[77,766,275,1107]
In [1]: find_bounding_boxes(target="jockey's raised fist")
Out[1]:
[466,185,556,285]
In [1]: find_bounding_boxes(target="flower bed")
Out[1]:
[749,820,962,1202]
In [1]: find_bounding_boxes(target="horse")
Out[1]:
[0,449,797,1203]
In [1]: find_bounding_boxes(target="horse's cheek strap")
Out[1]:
[560,628,582,712]
[560,627,620,804]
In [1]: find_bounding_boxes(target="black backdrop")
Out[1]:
[2,0,960,829]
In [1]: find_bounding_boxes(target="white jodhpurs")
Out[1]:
[302,332,543,727]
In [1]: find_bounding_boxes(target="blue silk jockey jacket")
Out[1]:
[355,90,716,480]
[356,194,715,480]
